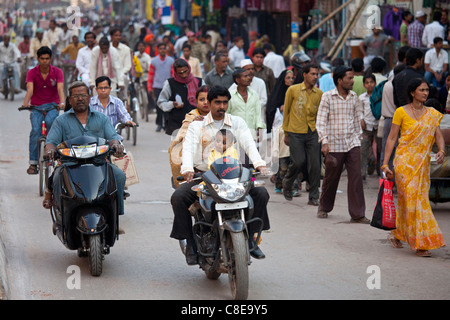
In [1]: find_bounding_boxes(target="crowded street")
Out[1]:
[1,93,450,300]
[1,0,450,303]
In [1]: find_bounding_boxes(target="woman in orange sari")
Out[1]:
[382,78,446,257]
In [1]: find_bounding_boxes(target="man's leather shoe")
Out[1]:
[249,239,265,259]
[308,199,319,206]
[185,240,198,265]
[283,189,293,201]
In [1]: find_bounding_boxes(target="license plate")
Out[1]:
[215,201,248,211]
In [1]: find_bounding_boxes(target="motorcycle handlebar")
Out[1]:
[115,123,139,130]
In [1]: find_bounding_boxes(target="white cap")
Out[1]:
[416,10,426,18]
[240,59,253,68]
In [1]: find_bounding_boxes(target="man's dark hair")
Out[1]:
[207,85,231,103]
[232,68,246,84]
[370,57,386,73]
[398,45,410,62]
[434,37,443,44]
[37,46,52,58]
[156,42,166,49]
[351,58,364,73]
[252,48,265,57]
[98,36,110,46]
[405,48,424,66]
[84,31,96,40]
[109,27,122,36]
[95,76,111,87]
[433,11,442,22]
[214,50,228,62]
[302,63,319,75]
[182,42,191,50]
[333,66,352,86]
[363,73,376,83]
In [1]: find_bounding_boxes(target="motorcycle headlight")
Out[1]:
[212,179,249,202]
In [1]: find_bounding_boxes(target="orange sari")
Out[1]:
[392,107,446,250]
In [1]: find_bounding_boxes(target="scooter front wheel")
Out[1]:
[88,234,103,276]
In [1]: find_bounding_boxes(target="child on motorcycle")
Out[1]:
[208,129,238,168]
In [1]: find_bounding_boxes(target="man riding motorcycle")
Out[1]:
[0,34,21,94]
[170,85,270,265]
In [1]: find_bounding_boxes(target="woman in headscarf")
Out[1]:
[266,69,294,133]
[157,58,204,135]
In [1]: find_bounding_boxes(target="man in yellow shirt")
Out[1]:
[282,64,323,204]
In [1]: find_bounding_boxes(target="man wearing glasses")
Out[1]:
[89,76,136,132]
[44,81,126,218]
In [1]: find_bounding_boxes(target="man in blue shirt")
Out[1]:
[43,81,126,216]
[90,76,135,132]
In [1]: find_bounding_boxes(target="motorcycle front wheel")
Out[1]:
[227,232,249,300]
[88,234,103,276]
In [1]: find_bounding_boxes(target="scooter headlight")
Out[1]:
[212,179,249,202]
[59,144,108,159]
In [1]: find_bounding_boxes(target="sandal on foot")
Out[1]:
[27,165,38,175]
[387,234,403,248]
[43,190,53,209]
[416,250,431,257]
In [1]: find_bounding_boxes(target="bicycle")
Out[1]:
[19,105,59,196]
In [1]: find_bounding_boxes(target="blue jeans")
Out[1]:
[424,70,446,87]
[29,103,59,164]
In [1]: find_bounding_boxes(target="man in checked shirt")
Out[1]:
[315,66,370,223]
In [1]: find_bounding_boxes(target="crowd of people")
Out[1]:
[4,6,449,261]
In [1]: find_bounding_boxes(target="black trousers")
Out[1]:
[170,180,270,240]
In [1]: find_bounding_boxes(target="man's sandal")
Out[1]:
[27,165,38,175]
[388,234,403,248]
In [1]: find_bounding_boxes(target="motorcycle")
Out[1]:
[49,135,123,276]
[179,156,265,300]
[2,62,16,101]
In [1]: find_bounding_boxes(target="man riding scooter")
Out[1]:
[43,81,127,230]
[0,34,21,95]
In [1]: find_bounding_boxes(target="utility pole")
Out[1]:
[291,0,299,38]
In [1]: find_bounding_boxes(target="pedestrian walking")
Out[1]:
[316,66,370,223]
[282,64,322,205]
[382,78,446,257]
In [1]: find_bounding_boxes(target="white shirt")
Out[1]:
[424,48,448,73]
[181,113,266,174]
[57,30,72,51]
[75,45,93,75]
[263,51,285,78]
[422,21,445,48]
[228,45,245,69]
[359,92,378,131]
[0,42,20,64]
[134,51,151,82]
[111,42,132,75]
[44,27,62,46]
[89,45,123,87]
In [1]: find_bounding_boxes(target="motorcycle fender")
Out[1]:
[77,212,107,235]
[222,219,245,233]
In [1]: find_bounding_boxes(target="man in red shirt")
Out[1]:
[22,46,65,175]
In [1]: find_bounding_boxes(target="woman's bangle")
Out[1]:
[438,150,446,156]
[381,164,389,170]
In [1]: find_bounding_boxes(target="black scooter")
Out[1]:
[49,135,122,276]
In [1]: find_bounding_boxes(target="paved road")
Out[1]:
[1,91,450,300]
